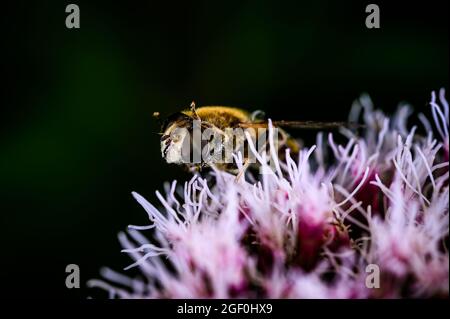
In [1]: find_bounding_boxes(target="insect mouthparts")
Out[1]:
[161,134,170,142]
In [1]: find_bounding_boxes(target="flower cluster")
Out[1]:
[89,89,449,298]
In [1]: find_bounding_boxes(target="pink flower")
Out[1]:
[89,89,449,299]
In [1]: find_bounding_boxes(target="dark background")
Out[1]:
[1,0,448,298]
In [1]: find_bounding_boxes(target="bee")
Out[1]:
[154,102,354,174]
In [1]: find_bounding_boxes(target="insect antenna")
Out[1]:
[190,101,200,120]
[152,112,162,125]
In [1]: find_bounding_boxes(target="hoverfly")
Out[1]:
[154,102,355,174]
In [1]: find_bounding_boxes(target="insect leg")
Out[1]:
[235,158,250,182]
